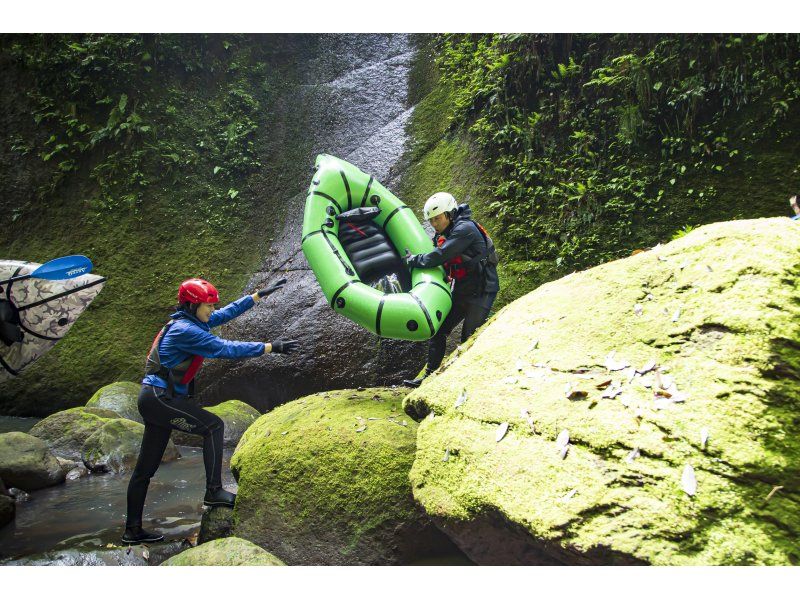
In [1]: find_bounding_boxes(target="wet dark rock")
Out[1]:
[198,506,234,545]
[0,432,65,491]
[0,490,13,530]
[197,34,427,412]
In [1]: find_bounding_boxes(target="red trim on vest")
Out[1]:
[181,355,205,384]
[437,236,468,281]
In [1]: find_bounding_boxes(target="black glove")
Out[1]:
[270,339,298,354]
[257,278,287,298]
[404,249,421,269]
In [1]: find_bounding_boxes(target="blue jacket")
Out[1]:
[142,295,264,396]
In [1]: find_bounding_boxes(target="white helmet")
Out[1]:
[423,192,458,220]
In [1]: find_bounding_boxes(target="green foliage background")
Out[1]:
[401,33,800,307]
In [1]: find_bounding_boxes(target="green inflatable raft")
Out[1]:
[301,154,452,341]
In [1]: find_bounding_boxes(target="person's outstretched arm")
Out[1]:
[177,326,266,359]
[208,279,287,328]
[407,226,472,269]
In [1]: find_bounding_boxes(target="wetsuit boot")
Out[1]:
[122,525,164,544]
[402,367,430,388]
[204,486,236,507]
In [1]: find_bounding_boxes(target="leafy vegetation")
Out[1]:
[0,35,299,414]
[420,34,800,271]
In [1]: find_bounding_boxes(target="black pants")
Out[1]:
[125,384,224,527]
[427,292,497,372]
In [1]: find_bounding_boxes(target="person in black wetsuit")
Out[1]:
[403,192,499,387]
[123,277,298,544]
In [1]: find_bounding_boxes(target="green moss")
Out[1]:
[161,537,285,566]
[86,382,141,422]
[405,218,800,565]
[230,387,439,564]
[0,35,308,416]
[28,406,119,459]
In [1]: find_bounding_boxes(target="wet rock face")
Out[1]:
[404,219,800,566]
[161,537,285,566]
[198,34,428,412]
[81,419,180,474]
[230,387,454,565]
[28,406,120,460]
[0,432,65,491]
[85,382,143,423]
[170,400,260,449]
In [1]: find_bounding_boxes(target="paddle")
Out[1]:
[0,255,94,286]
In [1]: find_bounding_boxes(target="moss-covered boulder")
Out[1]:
[81,419,180,474]
[171,400,260,448]
[0,432,65,491]
[86,382,143,423]
[161,537,285,566]
[231,388,452,565]
[404,218,800,566]
[28,407,120,460]
[198,506,234,545]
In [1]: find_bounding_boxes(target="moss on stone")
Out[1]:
[0,432,65,491]
[404,218,800,565]
[28,406,120,460]
[86,382,142,423]
[230,387,447,564]
[81,418,180,474]
[161,537,285,566]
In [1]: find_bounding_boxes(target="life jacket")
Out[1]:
[437,220,498,284]
[144,319,204,398]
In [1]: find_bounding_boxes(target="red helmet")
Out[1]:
[178,278,220,304]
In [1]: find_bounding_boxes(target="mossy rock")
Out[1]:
[198,506,234,545]
[0,432,65,491]
[171,400,260,448]
[161,537,285,566]
[231,387,452,565]
[86,382,143,423]
[404,218,800,566]
[81,418,180,474]
[28,407,120,460]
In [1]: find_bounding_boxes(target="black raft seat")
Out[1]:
[336,207,411,290]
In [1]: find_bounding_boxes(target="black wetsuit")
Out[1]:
[410,204,499,371]
[125,384,224,527]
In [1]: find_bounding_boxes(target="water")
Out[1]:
[0,436,236,560]
[0,416,40,434]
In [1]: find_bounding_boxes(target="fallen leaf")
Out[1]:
[496,422,509,442]
[681,464,697,496]
[142,547,150,561]
[670,392,688,403]
[602,384,623,399]
[559,444,570,460]
[596,379,612,390]
[625,447,640,463]
[654,398,673,410]
[626,368,636,384]
[680,260,689,270]
[605,351,630,371]
[636,360,657,375]
[515,359,524,372]
[560,489,577,502]
[502,376,519,385]
[700,428,709,450]
[706,265,713,273]
[658,374,674,390]
[105,543,114,549]
[442,448,450,462]
[645,293,655,301]
[567,389,588,400]
[454,389,467,409]
[658,255,668,262]
[634,303,644,316]
[556,429,570,449]
[672,307,681,322]
[355,425,367,433]
[530,339,540,351]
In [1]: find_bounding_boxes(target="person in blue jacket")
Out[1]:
[123,277,298,545]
